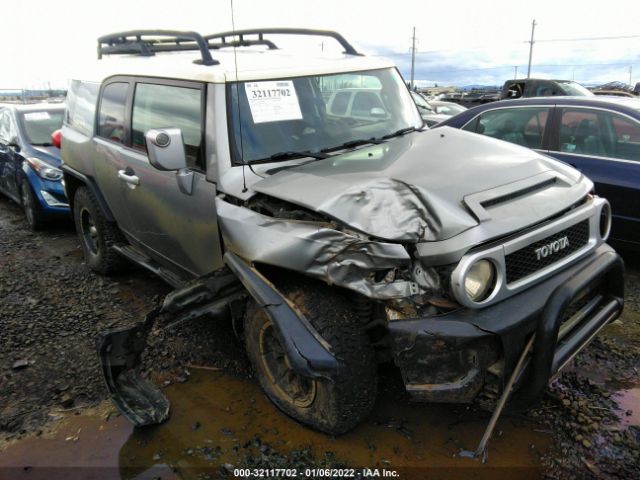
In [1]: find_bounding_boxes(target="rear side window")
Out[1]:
[0,110,11,142]
[132,83,203,169]
[351,91,385,117]
[65,80,99,137]
[98,82,129,143]
[559,108,640,161]
[610,115,640,161]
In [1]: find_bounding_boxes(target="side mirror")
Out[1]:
[51,129,62,149]
[145,128,188,171]
[370,107,387,118]
[145,128,194,195]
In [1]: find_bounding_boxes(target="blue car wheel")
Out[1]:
[20,178,46,230]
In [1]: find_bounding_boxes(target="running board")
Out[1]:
[112,244,186,287]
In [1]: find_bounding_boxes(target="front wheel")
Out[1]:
[73,187,125,275]
[244,277,378,435]
[20,179,46,230]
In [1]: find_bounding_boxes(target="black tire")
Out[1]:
[244,277,377,435]
[20,179,46,231]
[73,187,125,275]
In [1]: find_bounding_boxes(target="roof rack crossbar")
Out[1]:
[97,30,219,66]
[207,37,278,50]
[204,28,362,56]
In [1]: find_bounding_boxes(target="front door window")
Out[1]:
[464,107,550,149]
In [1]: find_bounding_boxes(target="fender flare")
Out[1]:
[224,251,340,378]
[61,165,115,222]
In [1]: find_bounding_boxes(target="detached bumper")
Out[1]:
[389,245,624,404]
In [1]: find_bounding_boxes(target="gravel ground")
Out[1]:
[1,195,639,478]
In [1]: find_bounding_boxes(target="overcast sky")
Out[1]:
[1,0,639,89]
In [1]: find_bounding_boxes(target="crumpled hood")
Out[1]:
[251,127,583,242]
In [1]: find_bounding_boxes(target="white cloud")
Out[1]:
[1,0,639,88]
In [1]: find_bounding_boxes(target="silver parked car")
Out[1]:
[61,29,624,436]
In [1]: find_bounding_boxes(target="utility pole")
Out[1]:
[527,19,536,78]
[410,27,416,90]
[514,66,518,79]
[630,66,633,86]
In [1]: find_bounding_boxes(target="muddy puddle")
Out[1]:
[615,388,640,427]
[0,369,552,480]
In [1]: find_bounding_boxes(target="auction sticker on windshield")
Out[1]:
[245,80,303,123]
[24,112,51,121]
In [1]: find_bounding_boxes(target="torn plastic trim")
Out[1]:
[224,251,339,377]
[97,308,168,426]
[96,272,245,427]
[216,197,418,299]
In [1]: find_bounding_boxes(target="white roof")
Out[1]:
[80,48,395,84]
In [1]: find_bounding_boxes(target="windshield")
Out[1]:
[558,81,594,96]
[228,68,422,163]
[18,110,64,145]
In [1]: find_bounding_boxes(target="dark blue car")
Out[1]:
[0,103,69,229]
[438,96,640,249]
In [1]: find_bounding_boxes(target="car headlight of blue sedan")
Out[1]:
[26,157,63,181]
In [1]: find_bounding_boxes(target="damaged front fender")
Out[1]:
[216,197,419,299]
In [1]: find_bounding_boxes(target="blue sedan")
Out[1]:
[438,96,640,249]
[0,103,69,229]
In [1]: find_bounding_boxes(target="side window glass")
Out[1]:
[473,108,550,148]
[559,109,605,156]
[132,83,203,169]
[352,91,384,117]
[506,82,524,99]
[608,113,640,162]
[67,80,99,137]
[330,91,351,116]
[64,81,78,127]
[98,82,129,144]
[0,111,8,142]
[0,111,17,143]
[524,110,549,143]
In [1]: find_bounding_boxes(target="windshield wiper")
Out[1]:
[249,150,329,165]
[380,126,421,140]
[320,137,383,153]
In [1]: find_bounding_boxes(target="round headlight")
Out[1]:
[464,259,496,302]
[599,201,612,241]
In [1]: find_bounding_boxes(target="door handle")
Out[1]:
[117,169,140,186]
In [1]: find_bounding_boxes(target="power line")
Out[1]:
[534,34,640,43]
[368,33,640,58]
[415,61,639,75]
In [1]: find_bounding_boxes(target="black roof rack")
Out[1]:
[97,30,219,65]
[204,28,362,56]
[204,34,278,51]
[97,28,362,65]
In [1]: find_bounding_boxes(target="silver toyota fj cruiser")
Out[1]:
[61,29,624,437]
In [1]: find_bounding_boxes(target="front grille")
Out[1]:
[505,220,590,284]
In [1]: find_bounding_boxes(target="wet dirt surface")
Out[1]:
[1,195,639,479]
[0,369,549,480]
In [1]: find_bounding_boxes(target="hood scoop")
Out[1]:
[464,171,574,223]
